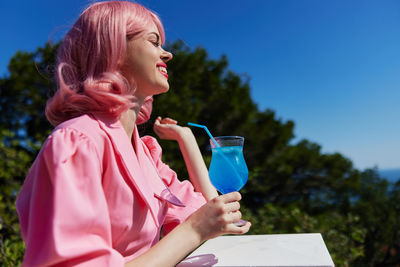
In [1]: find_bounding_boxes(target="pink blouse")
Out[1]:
[16,114,207,266]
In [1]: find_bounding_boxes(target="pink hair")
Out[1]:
[136,96,153,125]
[46,1,165,126]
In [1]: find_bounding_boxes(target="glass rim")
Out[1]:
[209,136,244,141]
[209,136,245,149]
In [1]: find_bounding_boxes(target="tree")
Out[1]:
[0,130,30,266]
[0,43,58,146]
[351,170,400,266]
[0,43,58,266]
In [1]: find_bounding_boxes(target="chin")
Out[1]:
[157,83,170,94]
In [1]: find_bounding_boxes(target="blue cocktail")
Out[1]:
[209,136,248,194]
[187,122,249,226]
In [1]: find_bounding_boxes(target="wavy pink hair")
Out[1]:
[46,1,164,126]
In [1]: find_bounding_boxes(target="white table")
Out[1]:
[177,233,334,267]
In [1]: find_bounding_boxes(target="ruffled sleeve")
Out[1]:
[16,128,125,266]
[141,136,207,235]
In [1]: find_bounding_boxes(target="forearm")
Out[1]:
[125,192,250,267]
[125,221,201,267]
[177,128,218,201]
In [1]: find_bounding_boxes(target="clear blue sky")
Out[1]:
[1,0,399,170]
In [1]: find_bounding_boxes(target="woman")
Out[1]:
[16,1,250,266]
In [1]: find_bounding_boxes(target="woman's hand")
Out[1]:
[125,192,250,267]
[153,116,190,142]
[184,192,251,243]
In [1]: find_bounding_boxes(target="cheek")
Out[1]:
[122,47,157,80]
[131,54,152,73]
[124,59,144,79]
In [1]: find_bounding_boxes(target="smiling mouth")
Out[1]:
[157,66,168,78]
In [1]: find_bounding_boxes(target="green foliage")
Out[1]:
[0,43,57,144]
[0,130,30,265]
[351,170,400,266]
[1,40,399,266]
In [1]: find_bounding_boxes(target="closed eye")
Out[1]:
[148,32,161,48]
[151,41,160,47]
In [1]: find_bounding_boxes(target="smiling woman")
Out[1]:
[121,25,173,100]
[15,1,250,267]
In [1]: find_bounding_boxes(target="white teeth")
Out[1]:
[157,66,167,74]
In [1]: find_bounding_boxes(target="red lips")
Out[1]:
[156,62,168,79]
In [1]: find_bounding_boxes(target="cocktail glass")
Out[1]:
[209,136,248,226]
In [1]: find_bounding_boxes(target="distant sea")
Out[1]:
[378,168,400,183]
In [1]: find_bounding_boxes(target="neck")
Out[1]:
[119,97,144,140]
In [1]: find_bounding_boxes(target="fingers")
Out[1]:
[153,118,161,132]
[156,116,178,125]
[223,201,240,213]
[212,192,246,224]
[226,220,251,234]
[161,117,177,124]
[154,117,160,126]
[219,191,241,203]
[153,116,181,141]
[217,192,250,234]
[220,210,251,234]
[225,210,242,223]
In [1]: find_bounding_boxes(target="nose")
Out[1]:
[161,48,173,63]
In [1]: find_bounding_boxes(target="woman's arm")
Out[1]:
[153,117,218,201]
[125,192,250,267]
[137,117,250,267]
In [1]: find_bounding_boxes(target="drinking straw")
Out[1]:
[187,122,220,147]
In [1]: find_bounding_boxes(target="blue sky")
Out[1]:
[1,0,399,170]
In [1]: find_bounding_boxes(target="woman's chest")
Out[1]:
[101,156,169,256]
